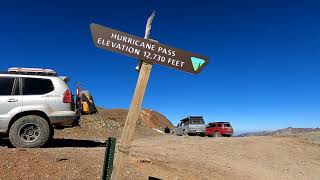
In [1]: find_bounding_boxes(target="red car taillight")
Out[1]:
[63,89,72,103]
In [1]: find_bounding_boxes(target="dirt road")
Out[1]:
[129,135,320,180]
[0,133,319,180]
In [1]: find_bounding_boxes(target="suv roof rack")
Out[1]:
[7,67,58,76]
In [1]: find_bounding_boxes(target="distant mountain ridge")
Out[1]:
[238,127,320,137]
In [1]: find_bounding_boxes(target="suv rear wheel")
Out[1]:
[213,132,222,137]
[9,115,50,148]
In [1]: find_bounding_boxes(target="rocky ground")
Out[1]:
[0,109,319,180]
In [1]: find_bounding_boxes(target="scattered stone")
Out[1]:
[138,158,152,164]
[55,158,69,162]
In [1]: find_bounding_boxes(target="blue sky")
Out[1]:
[0,0,319,132]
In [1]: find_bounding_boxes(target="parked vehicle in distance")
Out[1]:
[0,67,78,148]
[205,122,233,137]
[175,116,205,136]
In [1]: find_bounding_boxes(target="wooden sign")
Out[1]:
[90,23,209,74]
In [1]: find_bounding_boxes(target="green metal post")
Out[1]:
[102,137,116,180]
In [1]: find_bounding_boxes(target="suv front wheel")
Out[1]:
[9,115,50,148]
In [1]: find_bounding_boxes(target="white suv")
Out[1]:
[0,68,77,148]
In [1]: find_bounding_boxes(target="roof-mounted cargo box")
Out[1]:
[180,116,204,122]
[8,67,57,76]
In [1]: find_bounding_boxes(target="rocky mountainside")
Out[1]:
[237,131,273,137]
[270,127,320,136]
[238,127,320,137]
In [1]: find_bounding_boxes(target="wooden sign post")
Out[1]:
[111,12,155,180]
[90,11,209,180]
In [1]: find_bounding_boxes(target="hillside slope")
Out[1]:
[271,127,320,136]
[54,108,172,139]
[140,109,174,129]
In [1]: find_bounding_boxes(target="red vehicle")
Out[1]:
[205,122,233,137]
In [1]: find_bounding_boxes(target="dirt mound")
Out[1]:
[84,108,173,130]
[54,108,173,140]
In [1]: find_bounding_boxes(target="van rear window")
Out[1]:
[190,119,204,124]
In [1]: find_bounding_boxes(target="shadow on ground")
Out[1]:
[0,138,105,148]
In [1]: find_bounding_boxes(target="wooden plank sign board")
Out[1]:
[91,15,210,179]
[90,23,209,74]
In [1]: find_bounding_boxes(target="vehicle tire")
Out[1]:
[49,125,54,141]
[72,118,80,127]
[182,130,189,136]
[9,115,50,148]
[213,132,222,137]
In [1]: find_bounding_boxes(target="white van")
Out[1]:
[175,116,205,136]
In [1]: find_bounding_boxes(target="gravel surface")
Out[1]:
[1,134,319,179]
[0,109,319,179]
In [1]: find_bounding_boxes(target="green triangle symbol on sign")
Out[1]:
[191,57,205,71]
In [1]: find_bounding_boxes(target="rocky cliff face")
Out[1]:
[140,109,174,129]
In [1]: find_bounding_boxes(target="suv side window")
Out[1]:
[0,77,15,96]
[210,123,216,128]
[184,120,189,125]
[23,78,54,95]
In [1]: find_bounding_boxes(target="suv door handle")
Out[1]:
[7,98,18,102]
